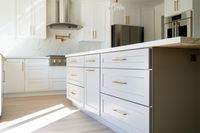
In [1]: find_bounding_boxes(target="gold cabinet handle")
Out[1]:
[92,30,95,39]
[113,109,128,116]
[86,59,96,62]
[177,0,179,11]
[125,16,130,25]
[113,81,127,85]
[174,0,177,11]
[94,31,97,39]
[112,58,127,61]
[86,69,95,72]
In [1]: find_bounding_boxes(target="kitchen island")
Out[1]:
[66,37,200,133]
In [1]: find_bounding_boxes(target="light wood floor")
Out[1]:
[0,95,115,133]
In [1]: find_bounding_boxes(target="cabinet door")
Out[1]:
[17,0,32,38]
[93,4,106,42]
[165,0,176,17]
[85,68,99,115]
[0,55,3,116]
[179,0,193,13]
[80,4,94,41]
[32,0,46,39]
[124,5,140,26]
[0,0,16,37]
[5,59,25,93]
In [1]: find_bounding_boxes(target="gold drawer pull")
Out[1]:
[86,59,96,62]
[113,81,127,85]
[112,58,127,62]
[86,69,95,72]
[113,109,128,116]
[71,74,77,77]
[70,92,77,95]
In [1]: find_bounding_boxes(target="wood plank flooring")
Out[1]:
[0,95,115,133]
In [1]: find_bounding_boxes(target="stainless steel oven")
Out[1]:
[164,11,192,38]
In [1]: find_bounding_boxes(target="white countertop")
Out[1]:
[5,56,49,59]
[66,37,200,57]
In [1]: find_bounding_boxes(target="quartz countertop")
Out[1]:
[5,56,49,59]
[66,37,200,57]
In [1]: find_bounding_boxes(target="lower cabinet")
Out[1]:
[4,59,25,93]
[101,94,150,133]
[4,58,66,93]
[67,83,84,108]
[85,68,100,115]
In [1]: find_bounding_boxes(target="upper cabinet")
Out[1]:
[17,0,46,39]
[164,0,193,17]
[0,0,16,37]
[111,4,140,26]
[79,1,106,42]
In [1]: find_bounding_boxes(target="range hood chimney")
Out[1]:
[48,0,83,30]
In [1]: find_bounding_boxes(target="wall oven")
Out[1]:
[164,11,192,38]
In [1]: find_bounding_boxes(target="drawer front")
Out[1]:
[49,79,66,90]
[101,94,150,133]
[85,54,100,68]
[25,59,48,67]
[67,84,84,107]
[49,67,66,79]
[67,56,84,67]
[25,80,49,92]
[67,67,84,87]
[101,69,150,106]
[25,68,48,80]
[101,49,150,69]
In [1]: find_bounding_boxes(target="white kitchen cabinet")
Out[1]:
[0,0,16,37]
[111,4,140,26]
[17,0,46,39]
[25,59,49,92]
[80,3,106,42]
[0,55,3,116]
[85,68,100,115]
[101,94,150,133]
[67,83,84,108]
[49,67,66,91]
[5,59,25,93]
[164,0,193,17]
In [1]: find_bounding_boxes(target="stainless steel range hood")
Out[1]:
[48,0,82,30]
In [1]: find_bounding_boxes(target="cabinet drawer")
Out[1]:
[101,49,150,69]
[25,80,48,92]
[25,59,48,67]
[49,67,66,79]
[67,56,84,67]
[25,68,48,80]
[101,69,150,106]
[67,67,84,87]
[49,79,66,91]
[67,84,84,108]
[101,94,150,133]
[85,54,100,68]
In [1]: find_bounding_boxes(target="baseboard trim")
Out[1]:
[3,90,66,98]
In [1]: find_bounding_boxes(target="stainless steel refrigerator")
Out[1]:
[111,25,144,47]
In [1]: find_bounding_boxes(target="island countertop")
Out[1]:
[66,37,200,57]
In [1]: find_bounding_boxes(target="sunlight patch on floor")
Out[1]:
[3,107,78,133]
[0,104,64,131]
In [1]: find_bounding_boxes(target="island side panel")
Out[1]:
[152,48,199,133]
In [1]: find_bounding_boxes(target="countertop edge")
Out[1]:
[65,37,200,57]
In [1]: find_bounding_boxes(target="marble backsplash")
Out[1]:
[0,30,104,57]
